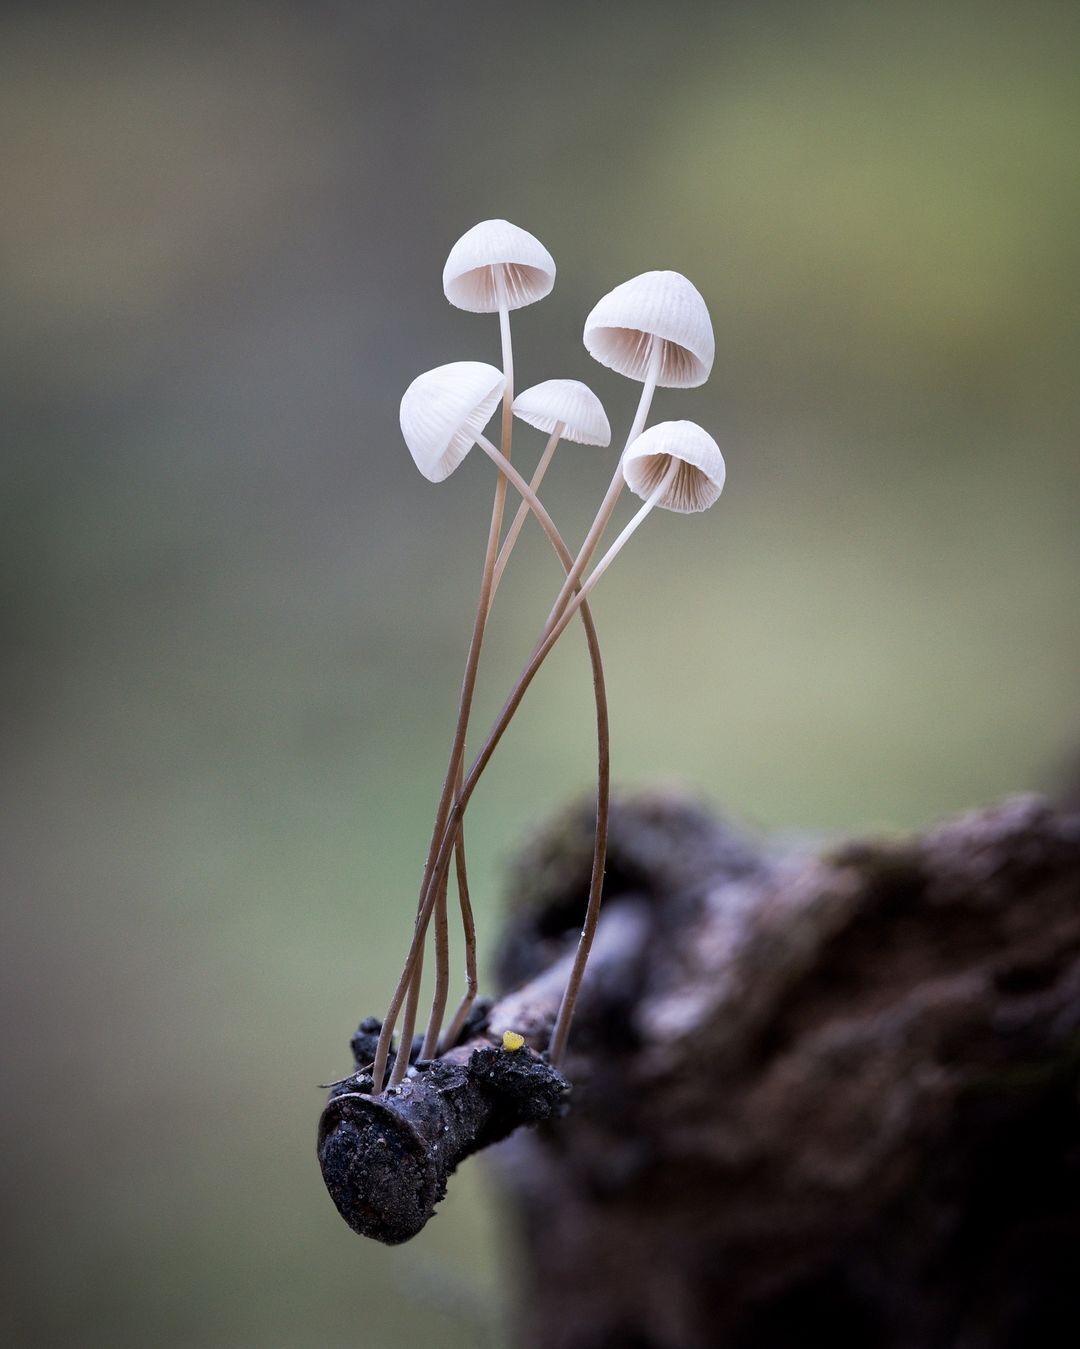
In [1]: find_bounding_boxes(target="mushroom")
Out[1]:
[392,423,725,1075]
[442,218,556,314]
[583,269,714,389]
[440,218,556,468]
[511,377,611,445]
[399,360,505,482]
[374,361,610,1092]
[539,272,715,643]
[568,420,726,597]
[396,222,556,1079]
[413,279,714,1071]
[621,418,727,513]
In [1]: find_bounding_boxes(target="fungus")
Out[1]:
[569,421,727,597]
[622,419,726,513]
[380,422,725,1077]
[386,288,718,1081]
[537,272,715,647]
[442,218,556,313]
[354,232,724,1118]
[390,222,556,1088]
[583,269,714,389]
[399,361,504,482]
[512,377,610,445]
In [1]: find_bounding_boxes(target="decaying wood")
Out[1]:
[318,1024,567,1244]
[486,791,1080,1349]
[319,789,1080,1345]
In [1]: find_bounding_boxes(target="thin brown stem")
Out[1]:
[433,350,661,1058]
[390,461,678,1068]
[434,425,565,1046]
[376,275,515,1092]
[538,337,662,639]
[419,434,609,1058]
[546,459,677,1063]
[378,347,666,1089]
[440,786,478,1052]
[491,426,562,593]
[435,425,563,1050]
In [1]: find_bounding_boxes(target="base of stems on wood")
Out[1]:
[317,1019,568,1244]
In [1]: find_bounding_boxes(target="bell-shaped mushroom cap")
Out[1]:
[622,421,726,513]
[442,219,556,313]
[512,379,611,447]
[400,361,505,483]
[583,271,714,388]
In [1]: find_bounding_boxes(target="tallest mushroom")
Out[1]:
[395,222,557,1081]
[441,218,556,315]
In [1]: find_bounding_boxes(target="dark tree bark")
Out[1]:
[318,790,1080,1346]
[483,791,1080,1349]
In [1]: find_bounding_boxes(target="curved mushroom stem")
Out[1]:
[436,424,564,1052]
[546,460,678,1063]
[550,456,677,628]
[380,271,516,1091]
[378,461,677,1087]
[439,809,477,1052]
[417,431,610,1061]
[389,942,423,1079]
[491,425,562,593]
[538,336,662,640]
[432,349,662,1059]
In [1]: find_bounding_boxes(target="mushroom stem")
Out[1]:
[436,423,563,1052]
[432,349,662,1054]
[552,456,677,625]
[416,431,610,1060]
[439,815,478,1052]
[546,463,678,1064]
[538,336,662,640]
[491,425,563,594]
[378,462,678,1081]
[390,941,423,1079]
[378,276,516,1093]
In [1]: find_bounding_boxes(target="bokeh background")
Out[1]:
[3,1,1078,1344]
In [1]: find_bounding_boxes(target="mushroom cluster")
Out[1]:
[369,221,725,1093]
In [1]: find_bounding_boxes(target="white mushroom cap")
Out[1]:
[583,271,714,388]
[399,361,505,483]
[622,421,726,513]
[512,379,611,447]
[443,220,556,313]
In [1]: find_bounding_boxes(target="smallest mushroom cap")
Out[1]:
[512,380,611,447]
[400,361,505,483]
[622,421,726,513]
[443,220,556,313]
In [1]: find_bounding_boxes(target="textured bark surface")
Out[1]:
[318,1021,567,1244]
[487,791,1080,1349]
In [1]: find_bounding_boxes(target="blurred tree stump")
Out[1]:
[488,791,1080,1349]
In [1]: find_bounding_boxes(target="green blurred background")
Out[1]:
[3,1,1078,1344]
